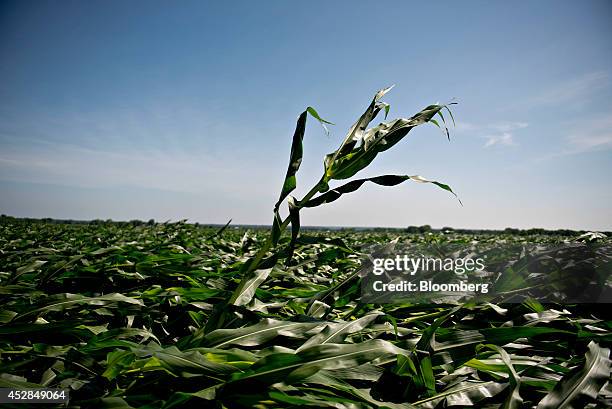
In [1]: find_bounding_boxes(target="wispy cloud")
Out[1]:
[0,141,274,196]
[0,101,287,195]
[562,116,612,155]
[566,133,612,152]
[456,121,528,148]
[484,132,516,147]
[524,71,609,109]
[539,115,612,159]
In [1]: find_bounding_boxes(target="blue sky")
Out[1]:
[1,1,611,230]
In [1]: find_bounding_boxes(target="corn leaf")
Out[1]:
[303,174,459,208]
[537,341,611,409]
[203,319,320,349]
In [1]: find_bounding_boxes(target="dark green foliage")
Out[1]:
[0,219,610,408]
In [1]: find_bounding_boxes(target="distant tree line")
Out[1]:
[0,215,604,235]
[404,225,587,236]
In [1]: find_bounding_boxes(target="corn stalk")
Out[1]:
[210,87,459,330]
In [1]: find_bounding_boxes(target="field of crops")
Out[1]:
[0,217,610,408]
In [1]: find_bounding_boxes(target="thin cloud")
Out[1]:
[562,116,612,155]
[492,122,528,133]
[566,133,612,151]
[0,141,272,195]
[456,121,527,148]
[484,132,516,147]
[539,115,612,159]
[524,71,609,108]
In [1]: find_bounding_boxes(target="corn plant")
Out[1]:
[272,86,459,262]
[210,87,460,327]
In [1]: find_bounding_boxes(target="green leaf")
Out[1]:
[326,85,394,168]
[479,344,523,409]
[537,341,611,409]
[444,103,456,126]
[0,373,43,388]
[273,110,307,216]
[304,175,460,208]
[203,319,320,349]
[299,371,416,409]
[436,110,450,140]
[12,260,47,282]
[413,380,507,408]
[298,312,383,351]
[325,102,452,180]
[306,300,330,319]
[228,268,272,306]
[154,346,240,377]
[290,339,406,383]
[269,389,361,408]
[285,196,300,265]
[274,107,333,216]
[14,293,143,321]
[102,350,135,380]
[271,211,282,246]
[229,339,406,386]
[306,106,334,134]
[204,218,232,240]
[383,102,391,119]
[0,310,17,323]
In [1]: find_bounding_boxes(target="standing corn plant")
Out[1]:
[207,86,459,330]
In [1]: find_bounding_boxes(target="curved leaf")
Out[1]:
[228,268,272,306]
[303,174,459,208]
[228,339,406,386]
[14,293,143,321]
[204,319,320,349]
[274,111,307,214]
[298,312,383,351]
[274,108,333,214]
[326,85,394,170]
[325,103,454,180]
[154,346,239,377]
[479,344,523,409]
[285,195,300,264]
[414,380,507,408]
[537,341,611,409]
